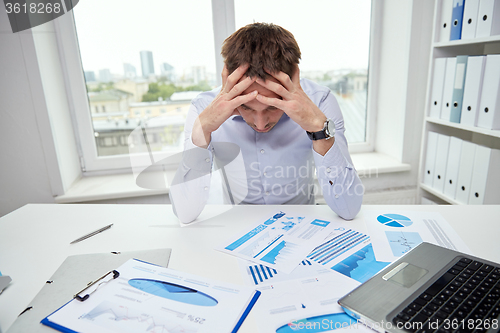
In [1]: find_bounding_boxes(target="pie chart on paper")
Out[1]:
[376,214,413,228]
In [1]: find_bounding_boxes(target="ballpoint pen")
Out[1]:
[70,224,113,244]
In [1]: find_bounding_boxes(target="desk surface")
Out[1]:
[0,204,499,333]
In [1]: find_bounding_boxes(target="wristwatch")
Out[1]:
[306,118,335,140]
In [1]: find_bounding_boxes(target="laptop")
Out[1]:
[338,242,500,333]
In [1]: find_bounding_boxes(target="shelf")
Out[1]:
[433,35,500,48]
[420,183,462,205]
[426,117,500,138]
[418,1,500,206]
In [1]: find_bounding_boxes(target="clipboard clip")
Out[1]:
[74,270,120,302]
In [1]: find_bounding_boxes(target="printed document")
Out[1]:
[42,259,260,333]
[217,210,344,274]
[252,271,373,333]
[364,210,471,262]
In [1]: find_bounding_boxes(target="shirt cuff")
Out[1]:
[313,141,351,179]
[182,135,213,172]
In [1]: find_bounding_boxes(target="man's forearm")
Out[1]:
[191,116,212,149]
[314,142,363,220]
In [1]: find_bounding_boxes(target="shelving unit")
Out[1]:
[418,0,500,205]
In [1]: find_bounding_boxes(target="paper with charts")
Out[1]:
[238,258,333,287]
[42,259,259,333]
[364,210,472,262]
[217,211,343,274]
[239,227,390,286]
[252,271,374,333]
[307,230,391,283]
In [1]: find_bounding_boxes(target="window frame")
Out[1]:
[54,0,378,173]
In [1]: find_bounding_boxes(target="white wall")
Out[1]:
[0,12,53,216]
[361,0,434,197]
[0,10,81,217]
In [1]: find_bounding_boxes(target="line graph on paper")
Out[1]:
[81,300,198,333]
[385,231,423,256]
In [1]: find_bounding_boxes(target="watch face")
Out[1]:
[326,119,335,137]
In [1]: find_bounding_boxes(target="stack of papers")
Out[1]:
[216,209,472,333]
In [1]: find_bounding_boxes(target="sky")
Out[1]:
[73,0,371,77]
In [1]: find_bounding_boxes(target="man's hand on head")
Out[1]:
[254,65,334,155]
[192,64,257,148]
[254,66,326,132]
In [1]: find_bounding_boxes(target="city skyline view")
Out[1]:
[73,0,371,81]
[72,0,371,156]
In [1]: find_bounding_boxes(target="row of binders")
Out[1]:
[423,132,500,204]
[437,0,500,42]
[429,54,500,130]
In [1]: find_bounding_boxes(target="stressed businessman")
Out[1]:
[170,23,363,223]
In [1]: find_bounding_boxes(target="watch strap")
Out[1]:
[306,118,334,140]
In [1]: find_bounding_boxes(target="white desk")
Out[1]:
[0,204,499,333]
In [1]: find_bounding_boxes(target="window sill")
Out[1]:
[351,152,411,175]
[54,170,174,203]
[55,152,410,203]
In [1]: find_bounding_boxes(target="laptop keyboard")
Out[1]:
[392,258,500,333]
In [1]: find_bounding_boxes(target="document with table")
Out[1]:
[41,259,260,333]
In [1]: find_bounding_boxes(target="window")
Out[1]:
[234,0,372,145]
[61,0,374,172]
[70,0,216,170]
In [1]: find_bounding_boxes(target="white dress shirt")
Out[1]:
[169,79,363,223]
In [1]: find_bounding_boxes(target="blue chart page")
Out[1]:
[43,259,259,333]
[217,210,344,274]
[364,210,471,262]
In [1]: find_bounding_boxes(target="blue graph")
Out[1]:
[385,231,423,256]
[128,279,218,306]
[377,214,413,228]
[307,229,369,266]
[331,244,390,283]
[248,260,313,286]
[261,241,287,264]
[276,313,358,332]
[260,241,299,265]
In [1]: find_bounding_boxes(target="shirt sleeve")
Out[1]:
[169,103,214,224]
[313,91,363,220]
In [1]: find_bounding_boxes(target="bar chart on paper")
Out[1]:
[260,241,300,265]
[307,229,370,267]
[245,260,314,286]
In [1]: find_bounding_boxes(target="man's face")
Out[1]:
[236,76,284,133]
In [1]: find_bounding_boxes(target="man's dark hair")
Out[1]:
[221,23,301,80]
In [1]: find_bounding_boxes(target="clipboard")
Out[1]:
[6,249,171,333]
[40,258,260,333]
